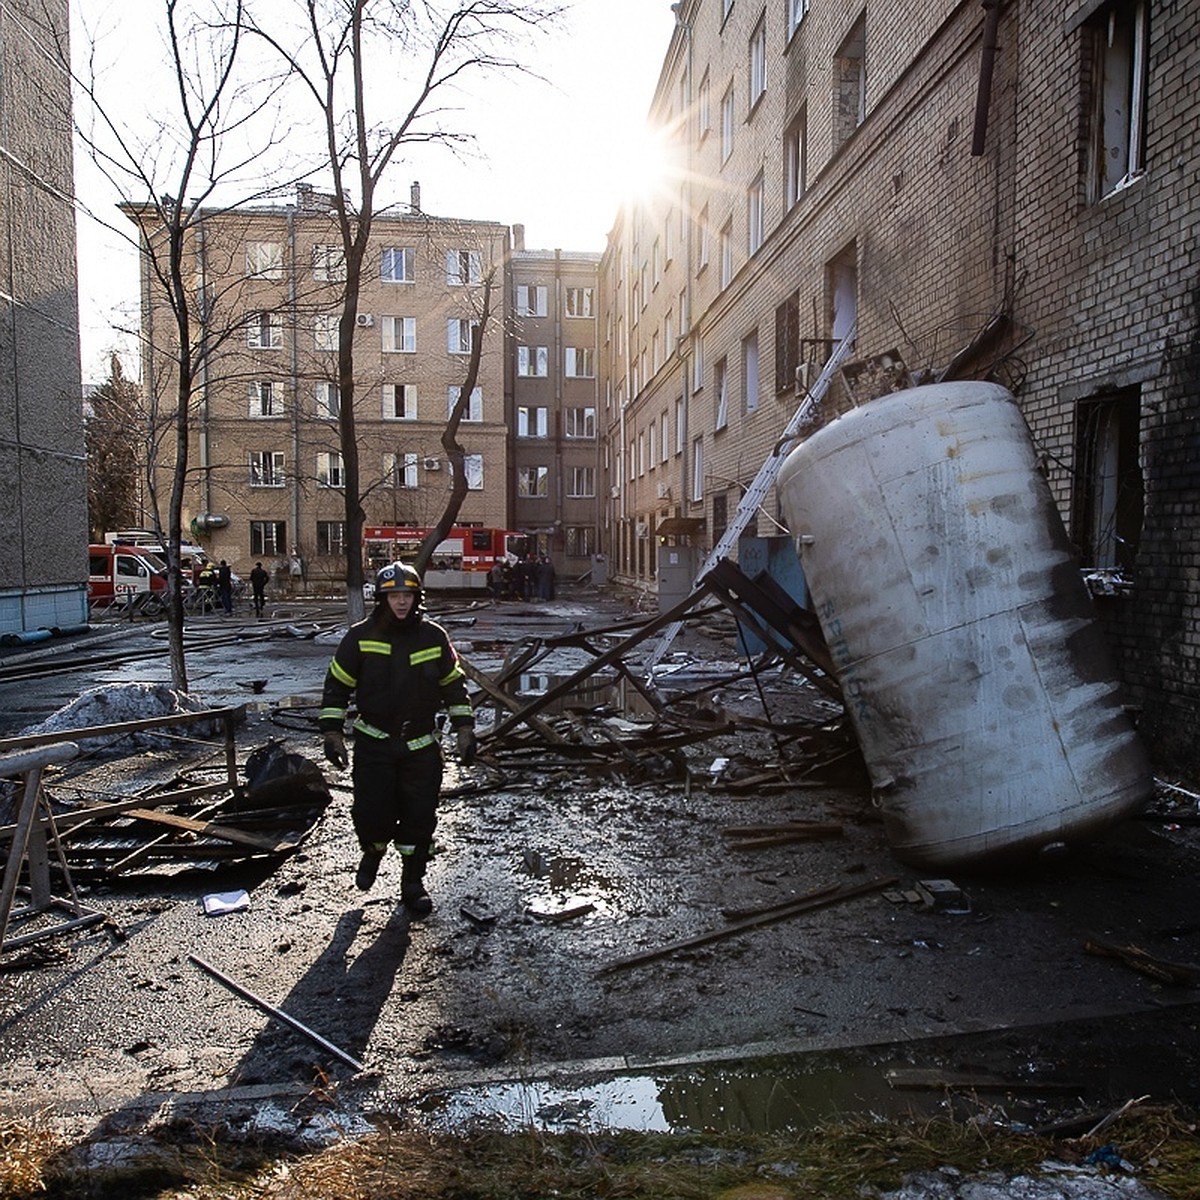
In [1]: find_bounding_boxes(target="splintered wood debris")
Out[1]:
[466,562,864,788]
[0,712,331,880]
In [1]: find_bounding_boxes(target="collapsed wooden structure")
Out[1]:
[466,558,859,790]
[0,708,331,952]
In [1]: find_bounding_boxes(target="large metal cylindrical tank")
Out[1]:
[777,382,1152,868]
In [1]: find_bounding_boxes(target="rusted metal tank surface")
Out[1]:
[777,381,1152,868]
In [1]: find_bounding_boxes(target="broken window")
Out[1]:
[1072,387,1143,570]
[715,357,729,430]
[743,330,760,414]
[784,108,808,209]
[1089,0,1148,198]
[833,14,867,151]
[826,243,858,344]
[775,291,800,393]
[712,491,728,546]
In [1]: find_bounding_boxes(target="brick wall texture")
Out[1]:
[602,0,1200,775]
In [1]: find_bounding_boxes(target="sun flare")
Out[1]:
[611,123,676,210]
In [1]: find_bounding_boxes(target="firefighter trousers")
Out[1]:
[350,736,443,863]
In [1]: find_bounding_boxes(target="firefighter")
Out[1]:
[319,561,477,914]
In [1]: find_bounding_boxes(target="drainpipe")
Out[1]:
[677,3,693,508]
[287,205,301,550]
[554,248,564,548]
[195,220,211,517]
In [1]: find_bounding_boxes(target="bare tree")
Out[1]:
[70,0,297,688]
[251,0,559,621]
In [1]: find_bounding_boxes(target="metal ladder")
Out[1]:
[644,322,858,675]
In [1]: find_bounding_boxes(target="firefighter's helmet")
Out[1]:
[375,561,422,598]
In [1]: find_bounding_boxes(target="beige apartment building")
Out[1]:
[129,185,511,587]
[604,0,1200,773]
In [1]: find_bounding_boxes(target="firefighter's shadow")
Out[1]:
[230,904,412,1086]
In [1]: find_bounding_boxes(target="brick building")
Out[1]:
[0,0,88,637]
[601,0,1200,773]
[508,233,603,575]
[126,185,512,588]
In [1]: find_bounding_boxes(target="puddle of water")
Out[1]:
[521,851,615,918]
[418,1060,950,1136]
[417,1010,1200,1137]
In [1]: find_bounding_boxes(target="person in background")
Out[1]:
[319,561,477,915]
[217,559,233,616]
[197,559,218,612]
[249,561,270,619]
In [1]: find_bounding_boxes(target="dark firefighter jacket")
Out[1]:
[319,612,473,752]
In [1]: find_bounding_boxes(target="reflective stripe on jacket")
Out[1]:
[319,611,472,740]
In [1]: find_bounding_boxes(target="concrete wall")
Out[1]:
[0,0,88,634]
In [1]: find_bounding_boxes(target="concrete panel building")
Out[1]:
[602,0,1200,773]
[0,0,88,636]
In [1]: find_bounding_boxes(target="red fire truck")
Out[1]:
[363,526,528,591]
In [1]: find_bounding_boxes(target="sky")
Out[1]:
[71,0,680,382]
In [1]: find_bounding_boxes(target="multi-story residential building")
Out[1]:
[508,231,602,575]
[0,0,88,637]
[602,0,1200,774]
[127,184,511,587]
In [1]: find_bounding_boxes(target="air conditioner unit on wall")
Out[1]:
[356,313,374,327]
[423,456,441,470]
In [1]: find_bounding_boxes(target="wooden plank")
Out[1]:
[597,876,897,975]
[0,706,246,753]
[123,808,298,853]
[458,657,567,746]
[0,784,228,841]
[1083,935,1200,985]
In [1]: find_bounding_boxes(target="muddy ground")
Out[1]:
[2,584,1200,1151]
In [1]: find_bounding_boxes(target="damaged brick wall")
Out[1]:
[1010,0,1200,776]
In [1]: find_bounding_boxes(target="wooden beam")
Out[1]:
[597,876,897,975]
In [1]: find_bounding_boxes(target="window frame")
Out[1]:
[383,315,417,353]
[382,382,418,420]
[311,243,346,282]
[247,311,282,350]
[721,84,736,163]
[249,450,286,488]
[749,15,767,109]
[747,171,765,254]
[380,246,415,283]
[317,450,345,489]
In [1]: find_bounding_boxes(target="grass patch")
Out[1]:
[3,1107,1197,1199]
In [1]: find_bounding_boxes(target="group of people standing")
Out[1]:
[488,554,555,602]
[191,559,271,617]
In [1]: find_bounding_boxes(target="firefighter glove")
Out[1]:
[323,731,348,769]
[455,726,478,765]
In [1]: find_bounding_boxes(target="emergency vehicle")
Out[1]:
[87,544,169,606]
[104,529,212,575]
[363,526,527,591]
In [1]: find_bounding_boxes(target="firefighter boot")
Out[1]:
[399,846,432,916]
[355,844,387,891]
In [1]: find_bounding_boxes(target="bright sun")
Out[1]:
[613,123,676,209]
